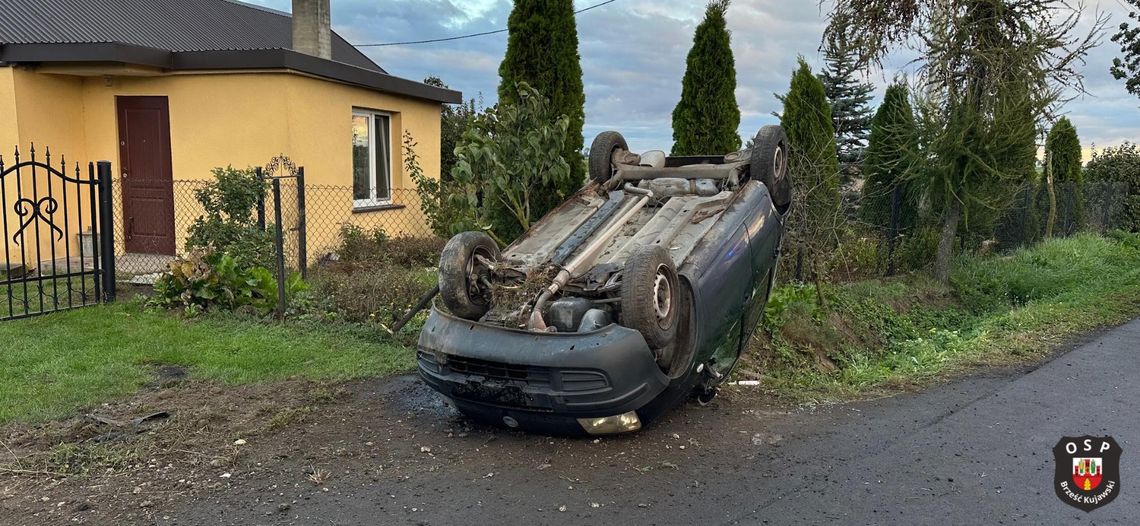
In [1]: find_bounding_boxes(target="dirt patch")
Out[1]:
[0,376,346,525]
[0,368,799,526]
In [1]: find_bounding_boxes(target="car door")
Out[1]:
[693,222,753,377]
[741,201,782,340]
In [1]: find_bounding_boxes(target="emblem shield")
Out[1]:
[1054,436,1122,512]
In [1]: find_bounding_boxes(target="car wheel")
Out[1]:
[620,245,679,349]
[749,125,793,214]
[439,232,500,320]
[695,386,719,406]
[588,131,629,184]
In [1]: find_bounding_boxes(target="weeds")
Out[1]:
[743,232,1140,400]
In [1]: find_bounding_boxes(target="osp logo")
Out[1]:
[1053,436,1122,512]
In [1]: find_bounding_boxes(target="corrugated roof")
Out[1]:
[0,0,384,73]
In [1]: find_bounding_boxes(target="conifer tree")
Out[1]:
[861,83,918,230]
[1045,117,1084,235]
[498,0,586,212]
[671,0,741,156]
[780,58,841,282]
[820,45,875,180]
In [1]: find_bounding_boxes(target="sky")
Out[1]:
[249,0,1140,157]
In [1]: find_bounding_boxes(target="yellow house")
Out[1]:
[0,0,459,274]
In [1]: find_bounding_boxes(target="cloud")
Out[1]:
[254,0,1140,153]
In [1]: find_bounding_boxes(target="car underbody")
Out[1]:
[419,128,791,435]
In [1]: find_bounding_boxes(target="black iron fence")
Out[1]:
[1,146,116,321]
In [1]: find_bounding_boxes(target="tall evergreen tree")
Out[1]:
[1045,117,1084,235]
[861,83,918,230]
[671,0,741,156]
[781,58,842,282]
[498,0,586,212]
[820,45,875,180]
[824,0,1102,282]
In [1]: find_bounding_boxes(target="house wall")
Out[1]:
[0,67,20,268]
[4,67,443,269]
[3,68,93,268]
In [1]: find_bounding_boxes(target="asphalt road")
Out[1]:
[176,319,1140,526]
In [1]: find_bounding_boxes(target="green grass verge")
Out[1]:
[0,303,414,424]
[744,232,1140,400]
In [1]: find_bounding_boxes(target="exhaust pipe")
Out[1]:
[529,184,652,331]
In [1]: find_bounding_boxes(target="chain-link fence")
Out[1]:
[111,179,207,279]
[1085,181,1131,234]
[303,186,436,263]
[111,176,439,281]
[831,178,1135,280]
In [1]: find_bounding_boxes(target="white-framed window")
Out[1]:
[352,109,392,208]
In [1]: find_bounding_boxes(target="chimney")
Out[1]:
[292,0,332,60]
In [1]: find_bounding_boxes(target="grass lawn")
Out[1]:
[0,275,100,320]
[745,232,1140,399]
[0,304,414,424]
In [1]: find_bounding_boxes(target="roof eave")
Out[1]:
[0,43,461,104]
[0,42,173,68]
[174,49,461,104]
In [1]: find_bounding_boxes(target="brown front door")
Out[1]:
[117,96,176,255]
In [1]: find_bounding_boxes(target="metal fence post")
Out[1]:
[96,161,116,302]
[296,167,307,279]
[255,167,266,231]
[272,178,286,320]
[886,185,901,277]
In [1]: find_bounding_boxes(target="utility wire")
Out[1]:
[353,0,619,47]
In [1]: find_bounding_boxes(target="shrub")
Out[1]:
[334,224,443,268]
[406,131,469,239]
[337,224,389,262]
[186,166,275,268]
[450,83,573,243]
[1085,143,1140,232]
[150,248,306,317]
[308,263,437,332]
[827,229,882,281]
[893,226,941,272]
[383,236,445,268]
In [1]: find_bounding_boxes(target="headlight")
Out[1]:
[577,411,642,435]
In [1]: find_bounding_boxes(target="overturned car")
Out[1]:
[417,126,792,435]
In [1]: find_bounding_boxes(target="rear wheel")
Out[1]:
[439,232,499,320]
[750,125,792,214]
[620,245,679,350]
[589,131,629,184]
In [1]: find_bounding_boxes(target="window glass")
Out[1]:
[351,111,394,207]
[375,114,391,200]
[352,114,371,201]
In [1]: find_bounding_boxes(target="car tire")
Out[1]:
[750,125,793,214]
[620,245,679,349]
[588,131,629,184]
[439,232,500,321]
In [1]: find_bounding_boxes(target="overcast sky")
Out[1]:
[251,0,1138,156]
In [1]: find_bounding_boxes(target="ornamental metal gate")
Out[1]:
[0,146,116,321]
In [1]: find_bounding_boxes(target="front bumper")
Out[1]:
[417,307,670,432]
